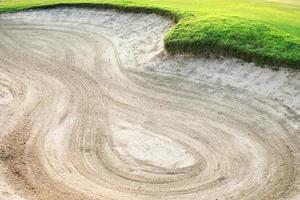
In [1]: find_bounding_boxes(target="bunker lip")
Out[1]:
[1,3,299,69]
[0,8,299,200]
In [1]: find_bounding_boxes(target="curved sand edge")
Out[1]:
[2,8,300,115]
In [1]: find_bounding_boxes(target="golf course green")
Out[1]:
[0,0,299,69]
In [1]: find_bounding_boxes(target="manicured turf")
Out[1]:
[0,0,299,69]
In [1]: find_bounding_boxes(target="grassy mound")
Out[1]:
[0,0,299,69]
[165,16,300,68]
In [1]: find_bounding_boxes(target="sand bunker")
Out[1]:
[0,8,299,200]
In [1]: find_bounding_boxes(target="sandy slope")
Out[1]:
[0,8,299,200]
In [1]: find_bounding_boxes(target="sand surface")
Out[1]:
[0,8,299,200]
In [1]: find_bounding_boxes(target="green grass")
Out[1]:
[0,0,300,69]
